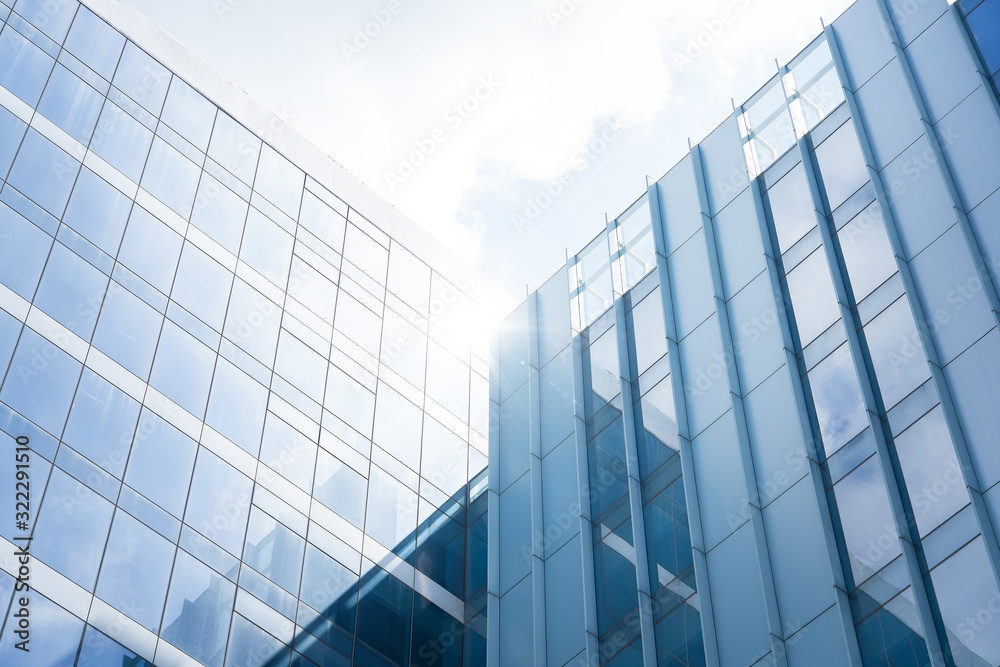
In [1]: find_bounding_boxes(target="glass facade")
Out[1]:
[493,0,1000,665]
[0,1,499,665]
[2,0,1000,666]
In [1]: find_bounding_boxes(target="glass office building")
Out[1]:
[491,0,1000,665]
[2,0,1000,666]
[0,0,509,665]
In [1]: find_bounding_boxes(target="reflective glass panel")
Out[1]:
[63,168,132,256]
[185,448,253,555]
[766,164,816,253]
[33,242,108,340]
[62,369,139,477]
[90,101,154,182]
[786,249,839,345]
[160,77,216,151]
[112,41,170,116]
[64,6,125,80]
[161,549,237,667]
[809,344,868,455]
[0,327,81,436]
[0,24,54,107]
[7,128,80,217]
[117,205,182,294]
[36,64,104,144]
[140,137,200,218]
[123,409,197,517]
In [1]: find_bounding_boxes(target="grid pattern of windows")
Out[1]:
[0,1,492,665]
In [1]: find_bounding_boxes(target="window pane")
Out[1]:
[63,369,139,477]
[930,538,1000,665]
[254,144,303,218]
[864,298,930,409]
[77,626,152,667]
[0,202,53,300]
[205,358,267,456]
[838,201,896,302]
[90,101,154,182]
[64,6,125,79]
[766,165,817,253]
[345,225,388,284]
[160,77,216,151]
[0,24,55,107]
[32,468,115,590]
[301,543,357,630]
[7,129,81,218]
[36,64,104,144]
[0,592,83,665]
[161,549,236,667]
[832,456,900,584]
[185,448,252,555]
[223,278,281,365]
[149,320,216,419]
[117,205,182,294]
[93,283,163,380]
[171,243,233,331]
[373,384,423,472]
[0,327,82,435]
[207,112,260,187]
[814,122,869,211]
[808,344,867,455]
[96,510,175,631]
[190,174,248,254]
[259,413,317,493]
[140,137,200,218]
[366,466,418,554]
[274,330,326,402]
[13,0,77,42]
[240,208,293,288]
[112,41,170,116]
[287,255,337,323]
[334,290,381,359]
[630,289,667,376]
[786,249,839,345]
[314,448,367,529]
[243,506,305,595]
[387,245,430,315]
[421,417,468,496]
[123,409,197,517]
[0,105,27,180]
[381,308,426,390]
[324,363,375,438]
[356,566,412,665]
[33,242,108,340]
[63,168,132,256]
[425,341,469,422]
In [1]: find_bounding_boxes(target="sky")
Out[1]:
[119,0,856,298]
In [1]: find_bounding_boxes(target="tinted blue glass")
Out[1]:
[33,242,108,339]
[968,0,1000,75]
[255,145,304,218]
[0,310,19,380]
[767,164,817,253]
[243,507,305,595]
[259,413,317,493]
[63,369,139,477]
[373,384,423,472]
[78,626,152,667]
[96,510,175,631]
[630,289,667,375]
[223,278,281,365]
[123,409,196,517]
[838,201,895,302]
[0,592,83,665]
[63,6,124,79]
[206,358,267,455]
[160,77,216,151]
[594,539,638,638]
[654,603,704,667]
[324,363,376,438]
[63,168,132,255]
[814,122,869,211]
[314,447,367,529]
[833,456,902,585]
[411,594,463,667]
[0,105,27,180]
[416,507,464,598]
[421,417,468,496]
[90,101,154,182]
[356,566,412,666]
[36,64,104,144]
[240,208,293,287]
[808,344,867,455]
[207,112,260,187]
[32,467,115,590]
[171,243,233,332]
[149,320,216,418]
[7,129,80,217]
[929,538,1000,664]
[0,202,53,300]
[190,174,248,254]
[185,448,252,555]
[226,616,287,667]
[140,137,200,218]
[301,543,357,630]
[425,341,469,423]
[161,549,237,667]
[274,330,326,403]
[92,283,162,379]
[786,249,840,345]
[112,41,170,116]
[288,255,338,323]
[117,205,182,294]
[0,24,54,106]
[13,0,78,42]
[366,466,418,554]
[0,327,81,435]
[864,298,929,409]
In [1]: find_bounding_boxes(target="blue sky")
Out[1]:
[121,0,855,297]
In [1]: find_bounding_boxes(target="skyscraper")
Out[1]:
[490,0,1000,665]
[0,0,508,665]
[2,0,1000,666]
